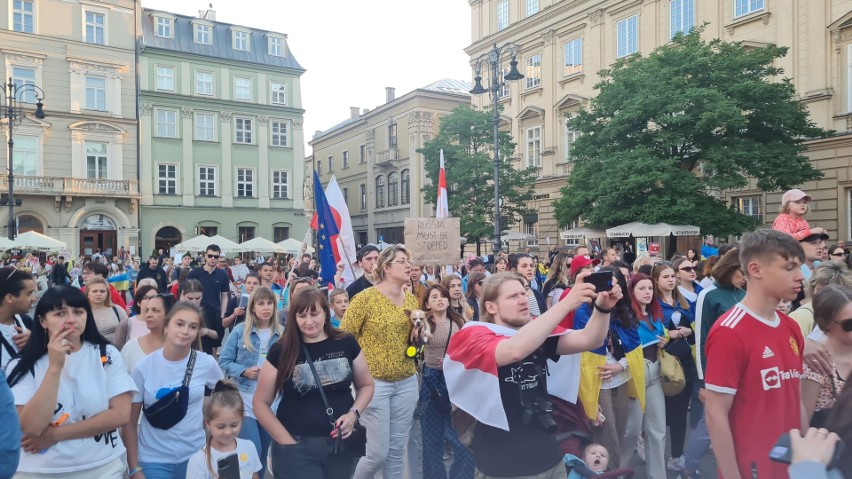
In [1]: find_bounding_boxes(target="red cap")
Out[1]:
[570,255,600,277]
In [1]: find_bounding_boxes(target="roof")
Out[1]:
[141,8,304,73]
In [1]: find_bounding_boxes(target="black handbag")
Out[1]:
[143,350,196,430]
[302,344,367,457]
[429,322,453,415]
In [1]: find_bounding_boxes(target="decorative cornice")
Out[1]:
[588,9,603,27]
[180,107,194,119]
[257,115,269,126]
[725,11,771,36]
[3,50,45,66]
[219,110,232,120]
[67,58,125,78]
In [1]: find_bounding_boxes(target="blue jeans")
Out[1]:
[138,460,188,479]
[240,416,272,478]
[419,367,474,479]
[683,415,710,474]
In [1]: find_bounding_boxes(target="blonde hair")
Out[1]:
[203,380,245,477]
[242,286,283,352]
[806,261,852,299]
[479,272,526,324]
[632,253,654,273]
[85,276,113,307]
[374,245,412,283]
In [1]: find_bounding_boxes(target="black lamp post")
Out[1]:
[470,42,524,256]
[1,77,46,240]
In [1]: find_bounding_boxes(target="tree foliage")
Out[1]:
[553,30,828,237]
[418,105,537,253]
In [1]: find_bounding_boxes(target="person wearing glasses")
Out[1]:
[340,245,423,479]
[187,244,231,341]
[790,263,852,338]
[828,244,848,263]
[673,257,704,310]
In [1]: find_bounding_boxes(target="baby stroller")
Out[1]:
[550,395,635,479]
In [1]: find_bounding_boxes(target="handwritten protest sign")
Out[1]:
[404,218,461,265]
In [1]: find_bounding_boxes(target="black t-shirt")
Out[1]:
[266,335,361,437]
[225,296,247,329]
[345,275,373,301]
[472,336,564,477]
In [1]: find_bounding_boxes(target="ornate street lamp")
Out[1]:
[1,77,46,240]
[470,42,524,255]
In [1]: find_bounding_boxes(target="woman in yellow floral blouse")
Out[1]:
[340,245,422,479]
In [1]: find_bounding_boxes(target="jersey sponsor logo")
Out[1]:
[760,366,801,391]
[789,336,800,357]
[762,346,774,359]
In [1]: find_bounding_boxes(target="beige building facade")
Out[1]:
[308,80,470,245]
[468,0,852,246]
[0,0,140,255]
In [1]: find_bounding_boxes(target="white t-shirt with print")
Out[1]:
[0,322,21,370]
[10,342,137,473]
[121,338,147,374]
[185,437,262,479]
[131,349,223,463]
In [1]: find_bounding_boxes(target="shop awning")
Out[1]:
[605,222,700,238]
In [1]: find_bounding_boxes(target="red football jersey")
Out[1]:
[705,303,804,479]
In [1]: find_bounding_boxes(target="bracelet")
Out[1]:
[349,408,361,419]
[593,303,612,314]
[129,467,143,477]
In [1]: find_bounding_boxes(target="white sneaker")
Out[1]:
[667,456,685,471]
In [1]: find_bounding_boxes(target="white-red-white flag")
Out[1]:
[436,149,449,219]
[325,176,357,285]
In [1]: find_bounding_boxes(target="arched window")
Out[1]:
[401,169,410,205]
[388,172,398,207]
[17,215,43,234]
[375,176,385,209]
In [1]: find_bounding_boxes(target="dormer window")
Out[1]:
[154,15,174,38]
[233,29,250,51]
[193,21,212,45]
[268,35,284,56]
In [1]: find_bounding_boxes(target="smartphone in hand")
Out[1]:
[217,453,240,479]
[586,271,613,293]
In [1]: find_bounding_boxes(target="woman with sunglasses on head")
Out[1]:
[6,286,137,479]
[121,291,175,374]
[673,257,703,310]
[465,272,486,322]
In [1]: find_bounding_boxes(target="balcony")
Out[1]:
[0,175,140,198]
[375,148,400,166]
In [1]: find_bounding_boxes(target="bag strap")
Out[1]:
[302,344,336,426]
[0,334,16,360]
[111,306,121,324]
[182,350,197,388]
[440,321,453,358]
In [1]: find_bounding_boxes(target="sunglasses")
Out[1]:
[679,266,696,272]
[836,318,852,332]
[830,252,846,257]
[207,254,220,259]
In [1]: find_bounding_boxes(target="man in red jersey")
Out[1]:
[704,228,805,479]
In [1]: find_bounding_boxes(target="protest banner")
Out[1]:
[404,217,461,266]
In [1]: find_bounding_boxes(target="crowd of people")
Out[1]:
[0,190,850,479]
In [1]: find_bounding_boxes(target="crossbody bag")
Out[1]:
[143,349,196,430]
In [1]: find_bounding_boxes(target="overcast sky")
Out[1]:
[141,0,473,153]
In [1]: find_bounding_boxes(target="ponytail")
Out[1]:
[203,380,244,477]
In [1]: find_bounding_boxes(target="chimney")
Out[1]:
[385,87,395,103]
[362,108,370,115]
[350,107,360,119]
[199,5,216,20]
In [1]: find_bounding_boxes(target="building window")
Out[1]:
[526,126,542,168]
[617,15,639,58]
[157,163,177,194]
[270,81,286,105]
[85,141,108,179]
[198,166,217,196]
[234,77,252,101]
[236,168,254,198]
[12,135,37,175]
[375,176,385,208]
[388,172,399,206]
[564,38,582,76]
[273,226,289,242]
[734,195,763,221]
[12,0,34,33]
[734,0,764,18]
[497,66,510,98]
[317,161,322,176]
[195,112,215,141]
[525,0,539,17]
[85,76,106,111]
[233,30,250,51]
[270,120,289,147]
[525,221,538,246]
[156,109,177,138]
[269,36,284,56]
[564,123,580,162]
[194,23,211,44]
[198,225,217,236]
[84,11,105,45]
[401,169,410,205]
[343,187,349,206]
[342,151,349,169]
[272,170,289,199]
[238,226,255,242]
[496,0,509,31]
[235,117,253,144]
[359,183,367,210]
[326,155,333,173]
[388,123,397,147]
[156,66,175,91]
[196,71,213,96]
[670,0,695,38]
[525,54,541,89]
[155,16,173,38]
[11,67,36,103]
[359,145,366,163]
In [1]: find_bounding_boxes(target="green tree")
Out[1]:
[553,30,828,237]
[418,105,537,254]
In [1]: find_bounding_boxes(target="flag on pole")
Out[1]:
[436,149,449,219]
[310,176,358,285]
[311,170,340,286]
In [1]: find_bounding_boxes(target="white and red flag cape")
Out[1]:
[443,321,581,431]
[436,149,449,219]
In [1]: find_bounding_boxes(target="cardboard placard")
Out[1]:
[404,218,461,266]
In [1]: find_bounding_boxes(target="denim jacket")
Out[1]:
[218,323,281,393]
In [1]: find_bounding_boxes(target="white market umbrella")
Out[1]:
[0,236,14,249]
[276,238,315,254]
[239,237,286,253]
[11,231,66,250]
[606,222,700,238]
[501,231,535,242]
[560,226,606,240]
[174,234,242,253]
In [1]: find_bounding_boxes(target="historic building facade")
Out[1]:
[468,0,852,245]
[0,0,140,255]
[139,8,307,254]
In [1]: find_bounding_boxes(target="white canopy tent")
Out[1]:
[238,237,287,253]
[501,231,535,242]
[276,238,315,255]
[606,222,700,238]
[11,231,67,250]
[0,236,14,249]
[174,234,242,253]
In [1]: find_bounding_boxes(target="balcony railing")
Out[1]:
[0,175,140,197]
[375,148,399,164]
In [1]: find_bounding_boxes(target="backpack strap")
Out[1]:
[111,306,121,325]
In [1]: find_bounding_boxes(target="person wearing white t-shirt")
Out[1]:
[0,267,36,370]
[121,292,175,374]
[6,286,137,479]
[125,302,224,479]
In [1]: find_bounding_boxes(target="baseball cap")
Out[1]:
[570,255,600,277]
[781,188,813,206]
[800,232,829,243]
